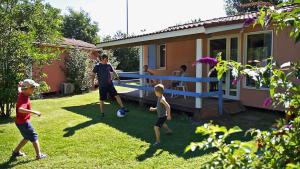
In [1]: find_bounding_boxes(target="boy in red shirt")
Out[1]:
[11,79,47,160]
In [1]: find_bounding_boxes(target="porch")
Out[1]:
[118,88,246,119]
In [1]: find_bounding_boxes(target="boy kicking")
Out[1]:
[91,53,128,116]
[12,79,47,160]
[149,84,172,146]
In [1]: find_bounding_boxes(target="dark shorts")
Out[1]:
[155,116,167,128]
[99,84,118,101]
[16,122,38,142]
[172,82,180,88]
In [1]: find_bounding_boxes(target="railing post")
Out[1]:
[218,79,223,114]
[195,39,202,109]
[139,46,144,99]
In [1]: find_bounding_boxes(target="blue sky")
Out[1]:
[45,0,226,38]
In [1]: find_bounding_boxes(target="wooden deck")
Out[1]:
[119,89,246,119]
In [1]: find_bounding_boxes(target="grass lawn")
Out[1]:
[0,87,281,168]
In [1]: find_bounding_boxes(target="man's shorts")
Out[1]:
[172,81,180,88]
[99,84,118,101]
[16,122,38,142]
[155,116,167,128]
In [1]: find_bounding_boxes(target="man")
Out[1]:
[91,53,128,116]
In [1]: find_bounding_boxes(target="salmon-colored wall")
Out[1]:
[143,26,300,110]
[41,49,98,93]
[240,27,300,109]
[144,39,197,90]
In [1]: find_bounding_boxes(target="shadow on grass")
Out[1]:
[62,102,215,160]
[0,116,15,125]
[0,156,34,168]
[62,102,281,161]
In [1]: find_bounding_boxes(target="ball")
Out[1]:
[117,109,126,117]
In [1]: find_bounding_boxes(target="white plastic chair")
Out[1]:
[171,71,188,100]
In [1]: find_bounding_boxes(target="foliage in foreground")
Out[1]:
[187,1,300,168]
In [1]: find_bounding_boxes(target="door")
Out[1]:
[208,36,240,100]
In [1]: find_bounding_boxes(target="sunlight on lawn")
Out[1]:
[0,90,212,169]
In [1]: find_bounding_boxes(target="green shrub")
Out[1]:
[64,48,95,93]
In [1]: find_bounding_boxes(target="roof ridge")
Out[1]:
[167,11,259,29]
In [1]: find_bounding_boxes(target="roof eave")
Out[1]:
[97,23,244,49]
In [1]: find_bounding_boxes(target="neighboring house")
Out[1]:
[97,5,299,110]
[40,38,99,93]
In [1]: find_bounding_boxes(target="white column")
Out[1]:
[139,45,144,98]
[196,39,202,109]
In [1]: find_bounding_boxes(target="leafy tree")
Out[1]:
[103,31,139,72]
[62,8,100,44]
[0,0,62,117]
[224,0,283,15]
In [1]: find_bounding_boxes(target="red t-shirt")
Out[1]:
[16,92,31,124]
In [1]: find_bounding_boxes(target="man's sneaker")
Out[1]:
[165,131,173,135]
[121,107,129,112]
[36,153,48,160]
[11,151,26,158]
[152,142,161,146]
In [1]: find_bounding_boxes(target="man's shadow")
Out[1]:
[63,102,100,137]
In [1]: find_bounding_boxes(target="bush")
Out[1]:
[30,81,51,100]
[64,48,95,93]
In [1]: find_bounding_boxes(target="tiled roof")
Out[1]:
[62,38,97,49]
[99,5,297,44]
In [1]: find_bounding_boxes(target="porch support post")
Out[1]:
[139,45,144,98]
[196,39,202,109]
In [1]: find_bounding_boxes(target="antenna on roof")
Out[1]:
[126,0,129,36]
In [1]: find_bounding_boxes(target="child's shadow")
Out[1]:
[136,145,163,161]
[0,157,34,168]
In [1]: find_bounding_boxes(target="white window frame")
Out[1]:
[207,34,241,100]
[156,44,167,70]
[243,30,273,90]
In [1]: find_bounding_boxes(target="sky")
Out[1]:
[44,0,227,38]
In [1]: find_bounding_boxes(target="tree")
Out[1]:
[0,0,62,117]
[62,8,100,44]
[224,0,283,15]
[103,31,139,72]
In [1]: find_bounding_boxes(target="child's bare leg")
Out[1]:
[32,140,41,156]
[115,95,124,108]
[162,123,172,133]
[99,100,104,113]
[154,126,161,143]
[14,139,28,153]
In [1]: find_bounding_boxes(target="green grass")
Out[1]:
[0,88,214,169]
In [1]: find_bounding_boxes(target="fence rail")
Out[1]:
[115,73,223,114]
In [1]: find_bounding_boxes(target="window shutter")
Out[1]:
[148,44,156,69]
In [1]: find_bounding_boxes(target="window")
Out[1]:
[157,44,166,68]
[245,32,272,87]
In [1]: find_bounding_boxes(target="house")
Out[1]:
[97,5,299,111]
[40,38,99,93]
